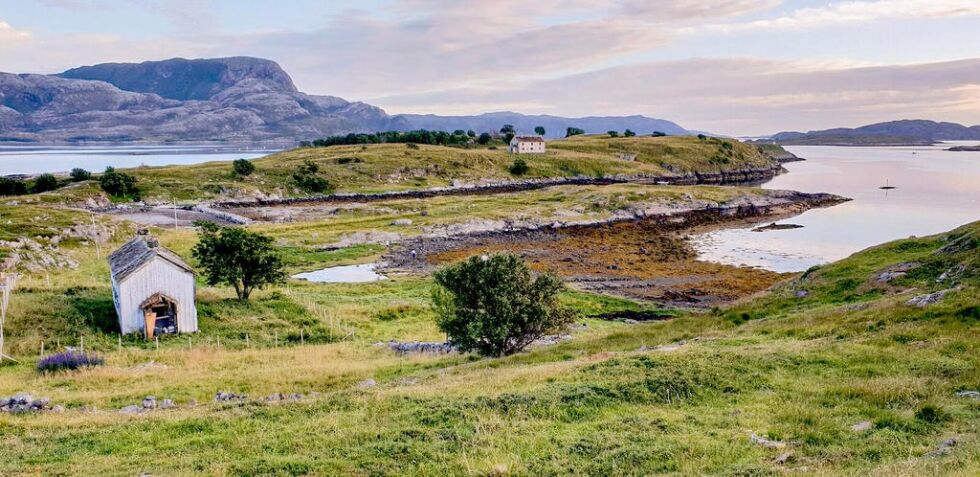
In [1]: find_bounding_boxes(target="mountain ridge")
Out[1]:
[769,119,980,145]
[0,56,689,144]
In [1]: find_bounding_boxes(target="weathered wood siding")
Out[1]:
[113,257,197,335]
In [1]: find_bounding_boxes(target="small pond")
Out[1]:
[291,264,387,283]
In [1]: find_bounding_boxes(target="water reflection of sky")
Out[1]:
[292,264,387,283]
[0,145,276,175]
[692,143,980,272]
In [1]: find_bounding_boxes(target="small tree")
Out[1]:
[69,168,92,182]
[500,124,515,134]
[432,253,576,357]
[697,133,707,141]
[30,173,59,193]
[652,131,667,137]
[293,160,332,193]
[453,129,466,136]
[99,167,139,199]
[467,130,476,138]
[566,127,585,137]
[608,130,619,138]
[478,133,492,144]
[509,158,529,175]
[624,129,636,137]
[192,222,285,301]
[534,126,546,136]
[503,132,515,143]
[232,158,255,177]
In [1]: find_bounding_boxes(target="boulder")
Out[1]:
[119,405,142,415]
[141,396,157,409]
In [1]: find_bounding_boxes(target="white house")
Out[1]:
[108,230,197,337]
[508,136,546,154]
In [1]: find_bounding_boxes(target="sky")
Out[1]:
[1,0,979,135]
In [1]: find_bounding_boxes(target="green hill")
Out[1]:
[0,214,976,475]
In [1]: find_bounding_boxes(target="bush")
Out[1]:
[624,129,636,137]
[509,158,529,176]
[30,173,60,193]
[69,168,92,181]
[478,133,492,145]
[99,167,139,198]
[432,253,576,357]
[37,351,105,372]
[232,158,255,177]
[915,403,947,424]
[192,222,286,301]
[292,160,333,193]
[566,127,585,137]
[0,177,28,196]
[652,131,667,137]
[608,130,619,138]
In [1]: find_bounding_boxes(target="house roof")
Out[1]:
[108,233,194,282]
[512,136,544,143]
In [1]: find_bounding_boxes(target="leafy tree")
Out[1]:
[608,130,619,138]
[0,177,28,196]
[697,133,707,141]
[565,127,585,137]
[192,222,285,301]
[433,253,575,357]
[534,126,546,136]
[466,130,476,137]
[624,129,636,137]
[652,131,667,137]
[478,133,492,145]
[30,173,59,193]
[99,167,139,199]
[500,124,515,134]
[453,129,466,136]
[232,158,256,177]
[508,158,529,175]
[504,132,515,143]
[69,168,92,182]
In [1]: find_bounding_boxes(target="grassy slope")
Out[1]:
[67,135,779,201]
[0,214,976,475]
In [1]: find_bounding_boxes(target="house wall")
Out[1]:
[115,257,197,335]
[509,140,545,154]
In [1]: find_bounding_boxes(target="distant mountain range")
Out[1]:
[768,120,980,146]
[0,57,688,144]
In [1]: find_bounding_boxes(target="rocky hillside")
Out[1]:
[770,119,980,146]
[1,57,690,144]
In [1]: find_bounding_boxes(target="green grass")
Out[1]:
[0,213,977,475]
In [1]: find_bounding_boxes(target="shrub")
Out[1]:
[478,133,492,144]
[534,126,546,136]
[232,158,255,177]
[509,158,529,176]
[608,130,619,138]
[192,222,286,301]
[566,127,585,137]
[624,129,636,137]
[432,253,576,357]
[37,351,105,372]
[99,166,139,198]
[30,173,60,193]
[292,160,333,193]
[915,403,947,424]
[69,168,92,182]
[0,177,28,196]
[652,131,667,137]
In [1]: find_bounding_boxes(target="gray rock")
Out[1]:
[357,379,377,389]
[876,271,906,283]
[955,390,980,399]
[391,219,414,226]
[795,290,808,298]
[159,399,176,409]
[623,319,639,325]
[11,392,33,405]
[851,420,873,432]
[774,452,793,464]
[214,391,247,402]
[119,405,142,415]
[51,405,66,413]
[141,396,157,409]
[906,288,957,307]
[750,433,785,449]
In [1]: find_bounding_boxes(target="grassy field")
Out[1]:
[0,202,976,475]
[20,135,781,203]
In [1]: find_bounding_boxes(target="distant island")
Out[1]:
[765,119,980,146]
[947,145,980,151]
[0,57,688,144]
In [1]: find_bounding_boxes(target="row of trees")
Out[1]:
[301,130,478,148]
[0,167,138,198]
